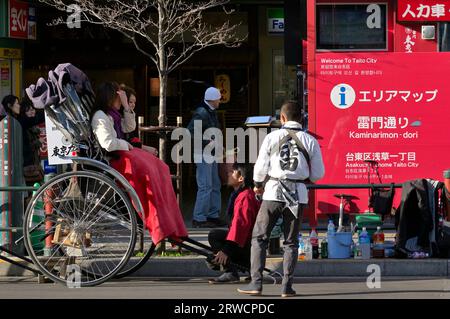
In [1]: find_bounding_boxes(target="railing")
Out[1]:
[0,186,40,274]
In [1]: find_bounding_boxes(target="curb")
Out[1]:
[2,257,449,278]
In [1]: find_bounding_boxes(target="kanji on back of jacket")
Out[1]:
[305,0,450,226]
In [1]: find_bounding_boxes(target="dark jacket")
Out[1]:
[395,179,434,250]
[17,110,45,167]
[187,101,220,150]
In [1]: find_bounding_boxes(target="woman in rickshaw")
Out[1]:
[91,82,187,244]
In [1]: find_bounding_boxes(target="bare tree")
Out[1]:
[40,0,246,160]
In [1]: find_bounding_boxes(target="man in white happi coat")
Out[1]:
[238,101,325,297]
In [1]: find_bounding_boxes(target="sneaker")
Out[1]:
[192,220,216,228]
[207,217,228,227]
[237,282,262,296]
[281,286,296,298]
[208,272,240,284]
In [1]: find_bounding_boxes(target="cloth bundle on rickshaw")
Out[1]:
[26,63,102,159]
[26,63,188,245]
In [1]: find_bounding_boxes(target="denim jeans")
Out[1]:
[193,160,221,222]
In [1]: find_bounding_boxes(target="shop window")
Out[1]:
[317,4,387,51]
[0,59,12,99]
[272,50,297,115]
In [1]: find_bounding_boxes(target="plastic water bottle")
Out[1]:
[310,229,319,259]
[298,234,305,261]
[327,220,336,237]
[304,239,312,260]
[320,238,328,259]
[372,226,385,258]
[353,239,362,259]
[359,227,371,259]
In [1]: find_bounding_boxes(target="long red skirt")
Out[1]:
[110,148,188,244]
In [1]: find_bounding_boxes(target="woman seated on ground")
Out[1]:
[90,82,187,244]
[207,163,261,283]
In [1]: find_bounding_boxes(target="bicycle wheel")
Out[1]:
[23,170,137,287]
[114,219,155,279]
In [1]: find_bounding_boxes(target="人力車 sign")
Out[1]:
[398,0,450,21]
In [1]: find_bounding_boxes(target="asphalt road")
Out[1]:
[1,276,450,299]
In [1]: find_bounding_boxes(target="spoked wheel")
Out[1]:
[114,218,156,279]
[23,171,137,287]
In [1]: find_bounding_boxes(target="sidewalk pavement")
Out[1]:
[1,229,448,278]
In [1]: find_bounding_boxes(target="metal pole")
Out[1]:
[337,196,344,232]
[43,187,54,256]
[138,116,144,142]
[138,115,145,253]
[176,116,183,206]
[306,184,403,190]
[0,186,37,192]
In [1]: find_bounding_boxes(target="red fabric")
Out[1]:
[226,188,261,248]
[110,148,188,244]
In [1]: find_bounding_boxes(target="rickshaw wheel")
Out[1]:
[114,233,156,279]
[23,171,137,287]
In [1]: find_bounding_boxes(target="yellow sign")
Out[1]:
[0,48,22,59]
[214,74,230,104]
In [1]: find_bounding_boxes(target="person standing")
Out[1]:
[187,87,226,228]
[1,95,45,182]
[237,101,325,297]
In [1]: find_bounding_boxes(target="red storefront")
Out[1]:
[306,1,450,225]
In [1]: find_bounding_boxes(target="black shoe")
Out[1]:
[192,220,216,228]
[281,286,297,298]
[208,272,240,284]
[207,217,228,227]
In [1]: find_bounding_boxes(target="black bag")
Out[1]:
[369,183,395,217]
[366,160,395,218]
[436,188,450,257]
[437,221,450,257]
[23,164,44,183]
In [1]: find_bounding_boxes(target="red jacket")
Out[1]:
[226,188,261,248]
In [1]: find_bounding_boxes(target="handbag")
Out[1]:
[366,161,395,218]
[369,183,395,217]
[437,221,450,257]
[23,164,44,183]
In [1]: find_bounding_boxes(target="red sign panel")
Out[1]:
[8,0,29,39]
[398,0,450,21]
[394,23,438,52]
[315,52,450,214]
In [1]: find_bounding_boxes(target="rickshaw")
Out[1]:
[22,64,279,287]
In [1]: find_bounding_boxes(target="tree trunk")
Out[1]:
[156,75,167,256]
[159,73,167,162]
[158,1,167,163]
[156,2,167,255]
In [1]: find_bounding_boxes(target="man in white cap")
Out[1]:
[187,87,227,228]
